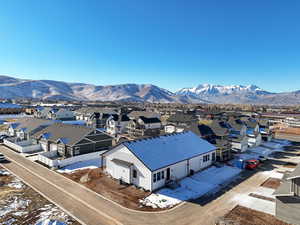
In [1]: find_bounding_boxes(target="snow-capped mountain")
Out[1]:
[0,75,299,105]
[0,75,209,103]
[176,84,270,96]
[175,84,279,104]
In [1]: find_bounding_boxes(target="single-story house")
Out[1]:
[102,131,216,191]
[47,108,75,121]
[32,123,114,158]
[7,118,55,140]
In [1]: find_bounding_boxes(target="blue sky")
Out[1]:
[0,0,299,92]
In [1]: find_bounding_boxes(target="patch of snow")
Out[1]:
[36,204,72,224]
[261,170,284,179]
[140,165,241,208]
[57,158,101,174]
[7,178,26,189]
[12,211,28,216]
[0,169,10,176]
[0,197,31,218]
[251,187,275,199]
[272,139,291,145]
[231,194,275,215]
[36,219,67,225]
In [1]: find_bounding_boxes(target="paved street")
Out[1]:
[0,145,279,225]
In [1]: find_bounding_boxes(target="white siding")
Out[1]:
[104,146,152,191]
[50,143,58,151]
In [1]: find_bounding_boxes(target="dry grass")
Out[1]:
[62,168,163,211]
[199,119,213,125]
[223,205,290,225]
[261,178,282,189]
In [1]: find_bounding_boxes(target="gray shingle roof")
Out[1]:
[32,123,95,146]
[12,118,54,135]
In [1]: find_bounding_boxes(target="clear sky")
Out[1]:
[0,0,299,92]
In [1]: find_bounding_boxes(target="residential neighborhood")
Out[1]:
[1,1,300,225]
[1,102,300,225]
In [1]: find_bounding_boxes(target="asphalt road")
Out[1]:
[0,145,273,225]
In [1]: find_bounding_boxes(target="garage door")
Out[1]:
[113,163,131,184]
[41,143,47,151]
[50,144,58,151]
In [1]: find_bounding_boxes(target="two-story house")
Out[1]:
[227,117,249,152]
[127,116,162,138]
[106,114,130,136]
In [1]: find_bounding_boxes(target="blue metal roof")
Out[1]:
[123,131,216,171]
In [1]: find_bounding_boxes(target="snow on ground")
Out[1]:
[140,165,241,208]
[251,187,275,199]
[232,193,275,215]
[36,204,71,224]
[272,139,291,145]
[57,158,101,174]
[0,169,10,176]
[261,170,284,179]
[36,219,67,225]
[0,197,31,217]
[262,141,283,150]
[7,177,26,189]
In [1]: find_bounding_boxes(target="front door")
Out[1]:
[166,168,170,180]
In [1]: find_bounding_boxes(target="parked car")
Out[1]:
[258,155,268,162]
[245,159,260,170]
[0,135,8,143]
[0,153,6,162]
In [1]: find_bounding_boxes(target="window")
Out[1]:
[153,174,156,182]
[161,171,165,179]
[203,154,210,162]
[157,172,161,181]
[133,169,137,178]
[74,147,80,155]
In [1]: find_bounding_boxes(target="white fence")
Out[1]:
[4,138,41,153]
[37,150,105,168]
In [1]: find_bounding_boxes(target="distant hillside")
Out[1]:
[0,75,299,105]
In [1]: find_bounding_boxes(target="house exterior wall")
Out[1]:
[8,127,15,136]
[248,134,262,147]
[276,196,300,225]
[40,140,49,151]
[72,142,95,156]
[104,146,152,191]
[151,151,215,191]
[104,145,216,191]
[292,178,300,196]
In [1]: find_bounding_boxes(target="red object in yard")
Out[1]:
[245,159,260,170]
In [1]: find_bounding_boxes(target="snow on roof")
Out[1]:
[123,131,216,171]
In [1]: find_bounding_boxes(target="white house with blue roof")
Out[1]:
[102,131,216,191]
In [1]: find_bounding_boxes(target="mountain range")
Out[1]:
[0,75,299,105]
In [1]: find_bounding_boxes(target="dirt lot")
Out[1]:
[261,178,282,189]
[62,168,163,211]
[222,205,290,225]
[0,166,80,225]
[283,162,297,168]
[275,132,300,142]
